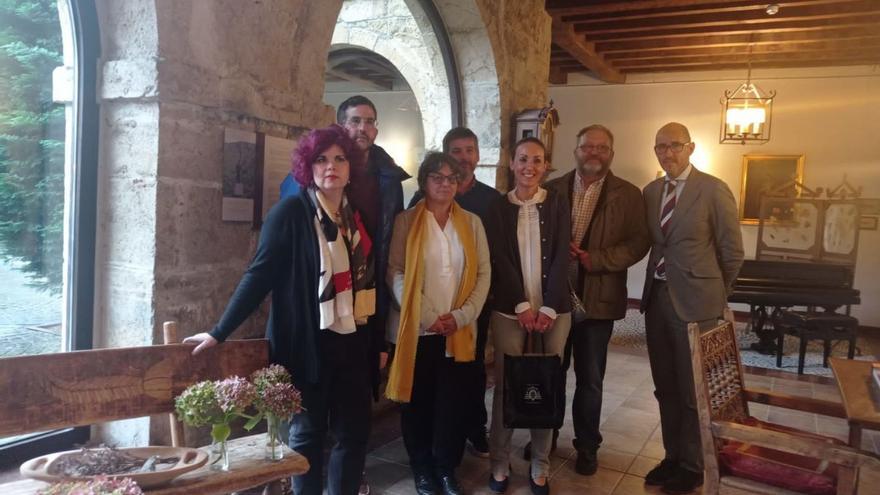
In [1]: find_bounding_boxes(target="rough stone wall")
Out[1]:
[474,0,550,189]
[332,0,452,150]
[435,0,550,189]
[92,0,342,446]
[90,0,551,446]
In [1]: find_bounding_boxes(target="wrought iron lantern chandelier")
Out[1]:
[720,51,775,144]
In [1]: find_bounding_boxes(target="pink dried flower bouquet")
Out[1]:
[38,475,143,495]
[251,364,304,420]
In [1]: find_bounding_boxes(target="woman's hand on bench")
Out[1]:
[182,333,219,355]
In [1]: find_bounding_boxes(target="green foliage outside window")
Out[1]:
[0,0,65,293]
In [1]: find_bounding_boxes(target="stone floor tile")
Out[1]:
[611,473,675,495]
[550,462,625,494]
[627,455,664,477]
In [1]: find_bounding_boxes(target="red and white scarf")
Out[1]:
[310,189,375,333]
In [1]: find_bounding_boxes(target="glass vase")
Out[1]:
[210,423,231,471]
[265,414,284,461]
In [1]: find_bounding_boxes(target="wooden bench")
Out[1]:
[0,322,308,494]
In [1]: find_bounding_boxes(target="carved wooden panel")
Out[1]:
[0,340,269,438]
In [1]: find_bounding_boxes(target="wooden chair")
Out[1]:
[0,322,308,494]
[688,320,879,494]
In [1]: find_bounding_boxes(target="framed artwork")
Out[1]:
[739,154,805,225]
[860,215,879,231]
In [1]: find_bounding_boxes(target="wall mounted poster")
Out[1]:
[222,128,258,222]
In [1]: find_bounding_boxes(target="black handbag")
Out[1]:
[502,331,565,429]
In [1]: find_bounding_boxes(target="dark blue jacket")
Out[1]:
[485,189,573,315]
[209,193,328,387]
[280,144,408,387]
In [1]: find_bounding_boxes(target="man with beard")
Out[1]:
[640,122,742,494]
[409,127,502,458]
[543,124,649,475]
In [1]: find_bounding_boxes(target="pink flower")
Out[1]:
[251,364,292,387]
[38,476,143,495]
[260,382,303,419]
[214,376,257,414]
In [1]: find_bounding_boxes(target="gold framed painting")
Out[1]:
[739,154,805,225]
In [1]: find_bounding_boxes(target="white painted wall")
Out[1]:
[548,66,880,326]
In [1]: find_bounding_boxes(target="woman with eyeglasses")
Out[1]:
[485,137,572,495]
[386,151,491,495]
[183,125,377,495]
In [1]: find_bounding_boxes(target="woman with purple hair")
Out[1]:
[184,125,378,495]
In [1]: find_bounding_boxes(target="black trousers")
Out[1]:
[400,335,470,477]
[463,307,491,439]
[561,318,614,454]
[289,329,372,495]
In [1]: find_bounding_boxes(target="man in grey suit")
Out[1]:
[641,122,744,494]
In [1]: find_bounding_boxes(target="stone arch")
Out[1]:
[420,0,504,183]
[331,0,453,150]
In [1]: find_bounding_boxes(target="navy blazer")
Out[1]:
[486,189,572,316]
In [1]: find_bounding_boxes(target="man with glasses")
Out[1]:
[408,127,501,459]
[543,124,649,476]
[279,95,410,495]
[640,122,743,494]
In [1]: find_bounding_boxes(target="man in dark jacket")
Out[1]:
[281,95,410,393]
[544,124,650,476]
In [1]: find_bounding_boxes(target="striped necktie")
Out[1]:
[654,180,678,279]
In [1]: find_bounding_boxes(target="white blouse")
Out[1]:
[420,211,465,334]
[502,188,556,320]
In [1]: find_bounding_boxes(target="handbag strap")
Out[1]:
[523,330,547,354]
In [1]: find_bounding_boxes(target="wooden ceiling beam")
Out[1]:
[596,26,880,53]
[546,0,757,17]
[573,1,880,35]
[604,37,880,61]
[585,15,880,42]
[556,0,857,23]
[548,66,569,85]
[551,17,625,83]
[621,57,880,72]
[612,49,880,69]
[325,69,393,91]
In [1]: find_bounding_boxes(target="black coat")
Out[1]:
[209,192,382,393]
[486,189,572,315]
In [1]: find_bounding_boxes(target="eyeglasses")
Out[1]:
[578,144,612,154]
[427,172,460,185]
[345,116,377,128]
[653,142,691,154]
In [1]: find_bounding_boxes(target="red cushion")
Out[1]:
[718,417,841,495]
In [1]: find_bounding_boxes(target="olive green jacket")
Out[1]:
[545,170,650,320]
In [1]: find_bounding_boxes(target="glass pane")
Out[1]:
[0,0,65,362]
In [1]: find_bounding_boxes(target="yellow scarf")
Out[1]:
[385,200,478,403]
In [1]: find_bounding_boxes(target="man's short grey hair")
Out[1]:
[576,124,614,149]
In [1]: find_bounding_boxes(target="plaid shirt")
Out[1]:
[569,172,605,285]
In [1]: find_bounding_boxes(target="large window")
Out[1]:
[0,0,98,462]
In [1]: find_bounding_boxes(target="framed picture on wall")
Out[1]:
[739,154,805,225]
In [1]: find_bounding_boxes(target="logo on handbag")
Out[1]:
[523,384,543,404]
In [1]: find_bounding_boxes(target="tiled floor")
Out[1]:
[363,344,880,495]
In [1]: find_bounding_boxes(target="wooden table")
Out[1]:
[829,357,880,448]
[2,433,309,495]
